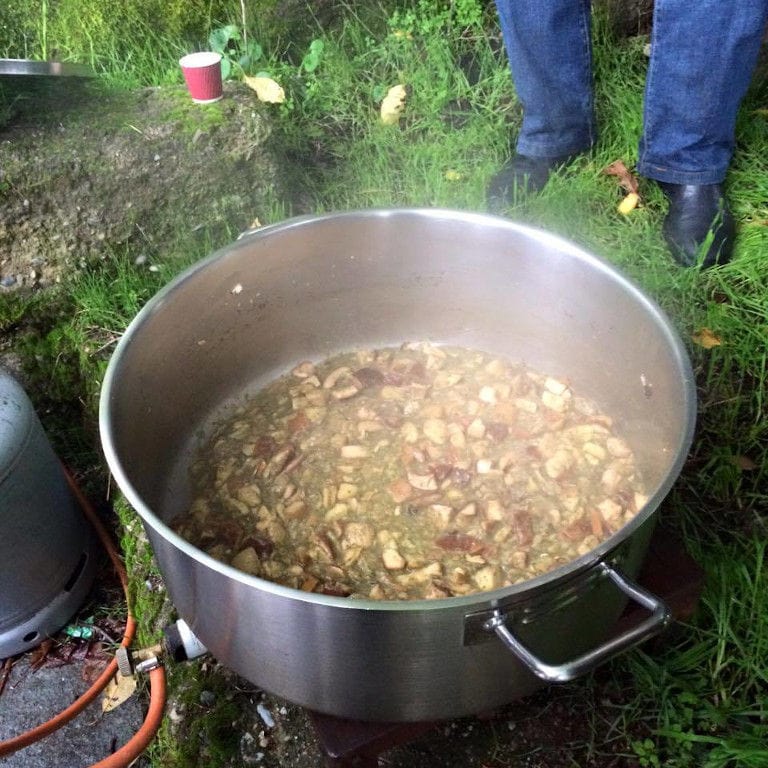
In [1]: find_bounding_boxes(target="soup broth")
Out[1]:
[172,343,647,600]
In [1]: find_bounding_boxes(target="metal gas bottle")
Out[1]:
[0,369,96,658]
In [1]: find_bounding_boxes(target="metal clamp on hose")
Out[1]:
[484,562,672,683]
[117,619,207,675]
[116,645,164,677]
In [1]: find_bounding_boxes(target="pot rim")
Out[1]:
[99,208,697,612]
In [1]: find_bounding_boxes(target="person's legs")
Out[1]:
[639,0,768,184]
[489,0,595,204]
[496,0,596,159]
[639,0,768,266]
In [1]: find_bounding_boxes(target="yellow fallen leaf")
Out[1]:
[444,169,462,182]
[381,84,406,125]
[617,192,640,215]
[102,672,137,713]
[692,328,722,349]
[602,159,640,195]
[243,75,285,104]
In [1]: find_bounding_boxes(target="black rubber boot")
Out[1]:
[658,182,735,268]
[487,153,576,209]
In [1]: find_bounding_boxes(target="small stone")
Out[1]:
[134,254,148,266]
[241,732,255,748]
[240,732,264,766]
[148,265,160,272]
[168,703,185,723]
[256,702,275,728]
[199,689,216,707]
[1,275,17,288]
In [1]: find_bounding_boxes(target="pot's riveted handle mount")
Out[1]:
[483,563,671,683]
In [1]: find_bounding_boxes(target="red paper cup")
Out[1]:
[179,52,223,104]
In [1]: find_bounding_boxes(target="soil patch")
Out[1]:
[161,661,645,768]
[0,77,280,291]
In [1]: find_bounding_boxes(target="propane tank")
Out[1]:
[0,369,97,658]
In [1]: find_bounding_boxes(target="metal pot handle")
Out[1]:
[483,562,671,683]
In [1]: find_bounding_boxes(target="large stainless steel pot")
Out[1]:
[100,209,696,721]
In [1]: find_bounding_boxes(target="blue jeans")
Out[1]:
[495,0,768,184]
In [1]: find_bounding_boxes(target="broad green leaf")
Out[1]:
[208,24,239,53]
[301,39,325,73]
[246,41,263,61]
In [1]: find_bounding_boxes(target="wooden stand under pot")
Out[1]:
[309,529,705,768]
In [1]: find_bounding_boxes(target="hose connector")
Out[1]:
[116,619,207,678]
[116,644,164,677]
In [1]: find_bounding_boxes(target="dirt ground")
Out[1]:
[0,77,279,292]
[170,666,645,768]
[0,75,648,768]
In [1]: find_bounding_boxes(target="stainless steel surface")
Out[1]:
[0,58,93,77]
[100,209,696,720]
[483,563,671,682]
[0,371,97,658]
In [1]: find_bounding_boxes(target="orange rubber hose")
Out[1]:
[0,467,166,767]
[0,619,136,757]
[91,665,167,768]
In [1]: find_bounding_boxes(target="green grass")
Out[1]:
[0,0,228,87]
[611,537,768,767]
[3,2,767,766]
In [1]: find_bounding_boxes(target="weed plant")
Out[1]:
[2,2,766,766]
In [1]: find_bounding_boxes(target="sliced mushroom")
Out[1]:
[382,546,406,570]
[340,444,369,459]
[231,547,261,575]
[337,482,358,501]
[407,471,438,491]
[388,478,413,503]
[467,418,486,439]
[344,521,375,548]
[423,418,448,445]
[323,366,353,389]
[473,565,501,592]
[395,562,441,586]
[292,361,316,378]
